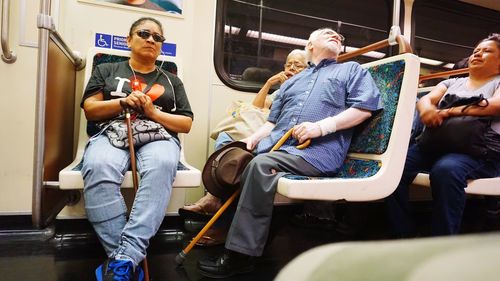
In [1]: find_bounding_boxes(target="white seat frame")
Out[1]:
[277,53,420,202]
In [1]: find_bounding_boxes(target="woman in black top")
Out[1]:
[81,17,193,280]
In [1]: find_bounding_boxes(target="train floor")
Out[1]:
[1,200,499,281]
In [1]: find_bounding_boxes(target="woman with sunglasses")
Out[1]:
[81,17,193,280]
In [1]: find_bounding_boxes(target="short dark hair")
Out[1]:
[129,17,164,36]
[478,33,500,49]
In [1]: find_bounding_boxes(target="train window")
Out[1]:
[413,0,499,74]
[214,0,392,92]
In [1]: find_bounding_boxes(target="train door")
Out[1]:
[0,0,40,215]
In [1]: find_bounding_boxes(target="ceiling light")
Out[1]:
[238,28,387,60]
[246,30,308,46]
[443,63,455,69]
[344,46,386,59]
[224,25,241,35]
[420,57,443,66]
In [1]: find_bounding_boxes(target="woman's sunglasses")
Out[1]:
[135,30,165,43]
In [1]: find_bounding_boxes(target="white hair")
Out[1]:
[286,49,307,64]
[305,27,340,62]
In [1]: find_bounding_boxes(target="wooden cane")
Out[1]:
[175,128,310,265]
[124,109,151,281]
[271,128,311,151]
[175,188,241,264]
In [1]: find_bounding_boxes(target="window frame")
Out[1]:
[213,0,393,92]
[214,0,264,92]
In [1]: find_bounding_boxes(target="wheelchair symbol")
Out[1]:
[97,35,109,47]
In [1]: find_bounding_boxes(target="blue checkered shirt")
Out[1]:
[256,59,382,175]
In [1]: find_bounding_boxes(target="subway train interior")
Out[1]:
[0,0,499,280]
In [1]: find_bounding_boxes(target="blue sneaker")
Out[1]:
[96,259,144,281]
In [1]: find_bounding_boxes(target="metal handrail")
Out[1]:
[231,0,387,34]
[1,0,16,63]
[33,0,85,228]
[50,31,85,71]
[419,68,469,82]
[37,14,86,70]
[337,28,412,62]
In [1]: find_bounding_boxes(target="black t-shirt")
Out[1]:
[81,60,193,139]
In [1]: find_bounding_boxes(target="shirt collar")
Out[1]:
[310,58,337,70]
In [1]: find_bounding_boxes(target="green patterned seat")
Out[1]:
[278,53,420,201]
[284,60,405,181]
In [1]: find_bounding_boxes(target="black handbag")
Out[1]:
[416,94,491,158]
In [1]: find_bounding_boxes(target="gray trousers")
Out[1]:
[225,151,322,256]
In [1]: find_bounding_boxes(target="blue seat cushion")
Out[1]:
[283,158,381,180]
[282,60,406,181]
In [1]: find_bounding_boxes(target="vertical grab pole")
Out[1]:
[1,0,17,63]
[32,0,51,228]
[392,0,401,27]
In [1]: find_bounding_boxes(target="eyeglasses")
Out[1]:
[332,33,345,43]
[284,62,307,69]
[135,30,165,43]
[321,30,345,43]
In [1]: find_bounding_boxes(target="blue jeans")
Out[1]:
[386,144,500,236]
[82,134,180,265]
[214,132,234,150]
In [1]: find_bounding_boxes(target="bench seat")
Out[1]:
[59,140,201,190]
[59,47,201,191]
[277,53,420,202]
[413,173,500,196]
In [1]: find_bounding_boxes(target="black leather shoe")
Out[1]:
[197,250,255,278]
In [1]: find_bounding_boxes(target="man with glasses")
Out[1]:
[198,28,382,278]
